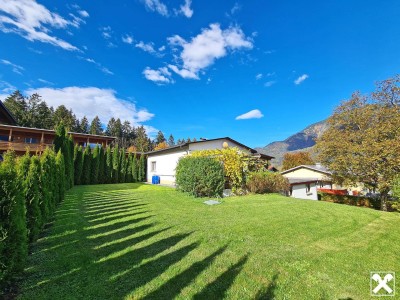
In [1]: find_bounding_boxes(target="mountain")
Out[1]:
[256,120,328,167]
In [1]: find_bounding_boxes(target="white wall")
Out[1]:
[188,139,251,154]
[291,183,318,200]
[147,150,187,185]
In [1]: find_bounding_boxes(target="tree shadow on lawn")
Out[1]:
[19,186,250,299]
[255,273,279,300]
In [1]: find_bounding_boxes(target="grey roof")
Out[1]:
[281,164,332,175]
[146,137,274,159]
[288,177,323,184]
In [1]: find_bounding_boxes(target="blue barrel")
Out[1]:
[155,176,160,184]
[152,175,160,184]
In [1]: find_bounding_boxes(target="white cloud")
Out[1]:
[0,0,85,51]
[122,34,134,44]
[143,0,168,16]
[26,87,154,126]
[294,74,309,85]
[0,80,16,94]
[100,26,112,39]
[1,59,24,74]
[158,45,166,51]
[235,109,264,120]
[84,57,114,75]
[78,10,89,18]
[135,41,156,54]
[255,73,263,80]
[38,78,54,85]
[143,67,173,84]
[230,2,241,15]
[167,23,253,80]
[179,0,193,18]
[264,80,276,87]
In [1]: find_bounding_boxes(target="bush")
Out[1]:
[74,145,83,185]
[176,156,225,197]
[91,145,100,184]
[25,156,42,242]
[0,151,27,285]
[246,171,290,194]
[319,192,381,210]
[82,146,91,185]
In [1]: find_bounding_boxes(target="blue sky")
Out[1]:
[1,0,400,147]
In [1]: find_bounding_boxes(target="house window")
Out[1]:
[151,161,156,172]
[24,137,39,144]
[306,183,311,193]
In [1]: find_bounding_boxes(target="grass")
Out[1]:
[17,183,400,299]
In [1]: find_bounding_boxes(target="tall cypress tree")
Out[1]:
[132,153,138,182]
[67,134,74,188]
[82,146,92,185]
[119,148,126,183]
[0,151,28,281]
[25,156,42,243]
[91,145,100,184]
[74,145,83,185]
[139,154,145,182]
[55,150,66,203]
[112,144,120,183]
[105,146,112,184]
[126,153,133,182]
[98,146,105,184]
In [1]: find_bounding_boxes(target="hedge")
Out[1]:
[246,171,290,194]
[319,192,381,210]
[176,156,225,197]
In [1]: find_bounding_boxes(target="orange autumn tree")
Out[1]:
[154,141,169,151]
[281,151,314,171]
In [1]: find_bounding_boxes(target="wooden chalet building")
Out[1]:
[0,101,115,155]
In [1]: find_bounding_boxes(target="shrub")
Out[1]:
[246,171,290,194]
[74,145,83,185]
[105,146,112,184]
[119,148,126,183]
[98,146,105,184]
[176,156,225,197]
[82,146,91,185]
[91,145,100,184]
[40,148,57,220]
[55,150,66,204]
[112,144,119,183]
[0,151,27,284]
[319,192,381,210]
[132,153,138,182]
[25,156,42,242]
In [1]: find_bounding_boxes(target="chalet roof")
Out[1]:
[0,124,116,140]
[146,137,274,159]
[287,177,331,185]
[281,164,332,176]
[0,101,17,125]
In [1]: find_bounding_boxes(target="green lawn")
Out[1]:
[17,183,400,299]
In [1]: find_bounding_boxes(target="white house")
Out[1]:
[146,137,273,185]
[281,164,333,200]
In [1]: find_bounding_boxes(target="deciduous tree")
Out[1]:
[316,75,400,210]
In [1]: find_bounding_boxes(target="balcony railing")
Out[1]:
[0,141,54,153]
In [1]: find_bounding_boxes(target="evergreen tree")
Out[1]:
[36,100,54,129]
[105,117,116,136]
[91,145,100,184]
[0,151,28,281]
[168,134,175,147]
[126,154,133,182]
[186,137,191,143]
[134,125,150,152]
[40,148,56,222]
[3,90,28,126]
[74,145,83,185]
[139,154,145,181]
[55,150,66,203]
[90,116,103,135]
[156,130,166,144]
[132,153,138,182]
[119,148,126,183]
[53,105,76,130]
[80,116,89,134]
[54,122,66,154]
[112,144,120,183]
[98,146,105,184]
[25,156,42,242]
[82,146,92,185]
[105,146,112,184]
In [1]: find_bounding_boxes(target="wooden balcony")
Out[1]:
[0,141,53,154]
